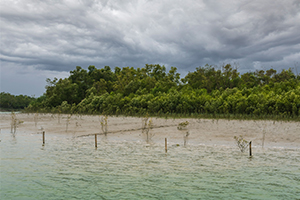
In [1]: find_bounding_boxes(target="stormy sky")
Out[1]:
[1,0,300,96]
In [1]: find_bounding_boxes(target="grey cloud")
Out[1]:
[1,0,300,95]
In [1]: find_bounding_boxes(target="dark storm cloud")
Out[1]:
[1,0,300,95]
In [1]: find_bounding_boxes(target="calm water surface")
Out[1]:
[1,130,299,199]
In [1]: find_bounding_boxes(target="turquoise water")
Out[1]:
[1,130,299,199]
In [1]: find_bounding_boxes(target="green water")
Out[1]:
[1,130,299,200]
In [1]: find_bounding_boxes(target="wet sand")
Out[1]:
[1,113,299,149]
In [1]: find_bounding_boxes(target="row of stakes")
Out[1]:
[41,131,253,156]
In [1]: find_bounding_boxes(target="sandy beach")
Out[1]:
[1,113,299,149]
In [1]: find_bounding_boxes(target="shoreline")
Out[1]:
[1,113,299,149]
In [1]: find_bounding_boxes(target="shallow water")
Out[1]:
[1,130,299,200]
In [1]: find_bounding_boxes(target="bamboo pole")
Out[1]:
[165,138,167,153]
[42,131,45,145]
[95,134,97,148]
[249,141,252,157]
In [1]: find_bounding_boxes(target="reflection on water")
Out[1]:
[1,130,300,199]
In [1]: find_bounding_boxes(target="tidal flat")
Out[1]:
[1,113,299,199]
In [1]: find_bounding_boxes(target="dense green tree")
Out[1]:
[0,92,35,110]
[26,64,300,119]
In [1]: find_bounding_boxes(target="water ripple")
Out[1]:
[1,131,299,199]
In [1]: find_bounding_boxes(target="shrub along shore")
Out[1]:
[6,64,300,120]
[0,92,34,111]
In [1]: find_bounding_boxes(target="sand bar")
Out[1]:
[1,113,299,149]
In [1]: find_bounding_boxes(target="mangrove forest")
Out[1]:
[21,64,300,120]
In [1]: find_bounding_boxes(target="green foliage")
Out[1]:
[177,121,189,129]
[27,64,300,120]
[234,135,249,152]
[0,92,35,110]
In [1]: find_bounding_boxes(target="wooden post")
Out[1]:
[165,138,167,153]
[95,134,97,148]
[42,131,45,145]
[249,141,252,157]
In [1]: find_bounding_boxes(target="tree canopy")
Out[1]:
[0,92,35,110]
[16,64,300,119]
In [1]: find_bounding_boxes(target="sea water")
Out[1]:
[1,130,299,199]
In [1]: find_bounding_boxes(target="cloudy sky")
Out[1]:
[1,0,300,97]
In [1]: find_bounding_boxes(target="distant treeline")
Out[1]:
[0,92,35,110]
[25,64,300,120]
